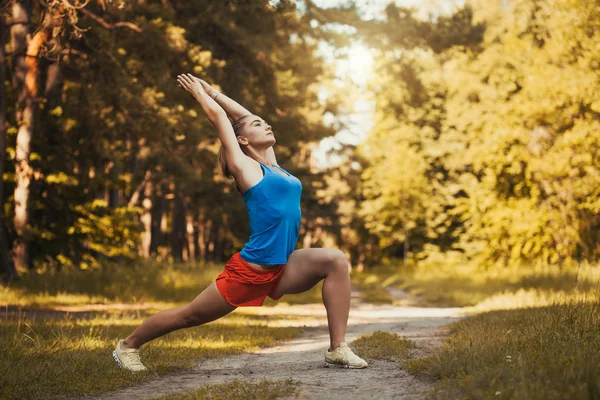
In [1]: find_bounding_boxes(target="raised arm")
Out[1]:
[177,73,248,175]
[192,77,251,121]
[186,74,279,167]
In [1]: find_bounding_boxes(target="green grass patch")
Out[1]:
[350,271,395,304]
[156,378,299,399]
[352,331,416,362]
[0,311,301,400]
[0,260,223,309]
[369,261,600,309]
[405,298,600,399]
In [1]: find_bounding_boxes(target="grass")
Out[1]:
[352,331,416,363]
[0,260,223,309]
[0,310,302,400]
[0,260,312,400]
[155,378,299,399]
[350,272,395,304]
[374,260,600,309]
[405,298,600,400]
[354,261,600,400]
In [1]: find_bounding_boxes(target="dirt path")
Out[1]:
[86,290,468,400]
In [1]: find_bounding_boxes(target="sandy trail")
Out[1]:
[87,290,468,400]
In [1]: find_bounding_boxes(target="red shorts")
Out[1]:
[215,252,286,307]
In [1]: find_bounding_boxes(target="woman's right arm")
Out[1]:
[177,74,248,175]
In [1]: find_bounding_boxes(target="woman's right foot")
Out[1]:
[324,342,368,369]
[112,339,148,372]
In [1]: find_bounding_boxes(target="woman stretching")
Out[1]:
[112,73,368,372]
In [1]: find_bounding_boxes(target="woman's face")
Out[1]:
[240,115,276,148]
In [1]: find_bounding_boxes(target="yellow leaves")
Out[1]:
[46,172,79,186]
[165,25,188,52]
[125,59,143,74]
[50,106,63,117]
[275,69,301,98]
[91,199,108,209]
[56,254,72,267]
[141,87,165,108]
[63,118,78,132]
[188,46,214,69]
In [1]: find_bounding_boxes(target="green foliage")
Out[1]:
[356,0,600,267]
[1,1,350,269]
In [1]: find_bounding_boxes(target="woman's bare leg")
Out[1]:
[270,248,350,350]
[121,282,237,349]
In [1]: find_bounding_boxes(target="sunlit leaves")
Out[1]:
[356,0,600,267]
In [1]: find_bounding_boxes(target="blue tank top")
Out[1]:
[239,162,302,267]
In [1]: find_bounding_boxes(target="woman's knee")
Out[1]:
[324,249,349,275]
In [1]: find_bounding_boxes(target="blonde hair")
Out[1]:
[218,114,252,179]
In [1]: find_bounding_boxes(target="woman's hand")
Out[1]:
[193,77,216,96]
[177,73,206,100]
[177,73,225,121]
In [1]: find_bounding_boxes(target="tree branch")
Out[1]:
[79,8,142,33]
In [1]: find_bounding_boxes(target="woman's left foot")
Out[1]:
[324,342,368,369]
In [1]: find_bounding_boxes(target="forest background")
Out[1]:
[1,0,599,281]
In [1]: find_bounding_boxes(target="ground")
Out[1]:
[79,289,467,400]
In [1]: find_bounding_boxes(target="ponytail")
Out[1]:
[218,144,233,179]
[218,114,252,179]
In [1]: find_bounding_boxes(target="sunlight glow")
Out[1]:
[338,42,374,87]
[310,0,467,168]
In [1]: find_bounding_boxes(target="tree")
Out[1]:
[0,10,18,282]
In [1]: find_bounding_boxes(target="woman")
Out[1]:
[112,73,367,372]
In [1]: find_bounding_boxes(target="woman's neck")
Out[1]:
[244,148,271,166]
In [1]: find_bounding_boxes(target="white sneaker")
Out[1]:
[324,342,368,369]
[112,339,148,372]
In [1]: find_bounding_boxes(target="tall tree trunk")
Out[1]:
[10,1,50,271]
[214,224,223,263]
[403,221,409,264]
[150,183,167,256]
[34,40,64,268]
[0,13,19,282]
[108,187,120,208]
[185,213,195,264]
[197,210,209,263]
[206,218,216,262]
[170,189,186,262]
[192,212,200,262]
[139,180,153,258]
